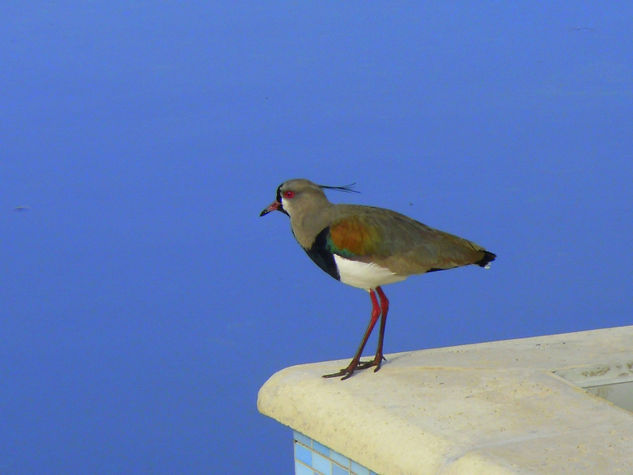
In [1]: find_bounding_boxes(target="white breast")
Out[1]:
[334,255,407,290]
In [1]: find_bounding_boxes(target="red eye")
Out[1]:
[283,190,295,199]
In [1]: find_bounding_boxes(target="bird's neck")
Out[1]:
[290,204,333,249]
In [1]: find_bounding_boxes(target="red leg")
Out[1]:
[358,286,389,372]
[323,289,381,380]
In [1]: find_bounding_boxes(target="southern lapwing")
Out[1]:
[260,178,496,380]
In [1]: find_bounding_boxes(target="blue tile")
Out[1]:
[332,463,350,475]
[313,440,331,457]
[294,431,312,447]
[312,451,331,474]
[330,450,350,468]
[350,461,370,475]
[295,460,315,475]
[295,443,312,466]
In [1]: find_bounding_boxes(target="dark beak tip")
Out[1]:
[260,200,281,217]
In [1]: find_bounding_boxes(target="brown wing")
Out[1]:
[329,205,492,275]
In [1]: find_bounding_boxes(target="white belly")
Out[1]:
[334,255,407,290]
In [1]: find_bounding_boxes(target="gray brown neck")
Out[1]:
[290,204,334,249]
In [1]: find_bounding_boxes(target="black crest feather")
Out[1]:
[318,183,360,194]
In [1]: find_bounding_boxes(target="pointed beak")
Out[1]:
[260,200,281,217]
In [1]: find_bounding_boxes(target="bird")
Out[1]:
[260,178,496,380]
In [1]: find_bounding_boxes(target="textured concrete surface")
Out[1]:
[258,326,633,474]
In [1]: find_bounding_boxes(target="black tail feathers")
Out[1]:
[476,250,496,268]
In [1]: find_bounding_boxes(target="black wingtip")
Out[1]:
[476,251,496,268]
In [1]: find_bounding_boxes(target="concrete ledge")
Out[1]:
[258,326,633,474]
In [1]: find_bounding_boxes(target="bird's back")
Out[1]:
[326,204,493,276]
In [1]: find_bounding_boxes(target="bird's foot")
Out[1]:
[322,355,386,380]
[322,367,356,380]
[357,354,385,372]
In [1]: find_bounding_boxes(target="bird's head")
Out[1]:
[260,179,357,218]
